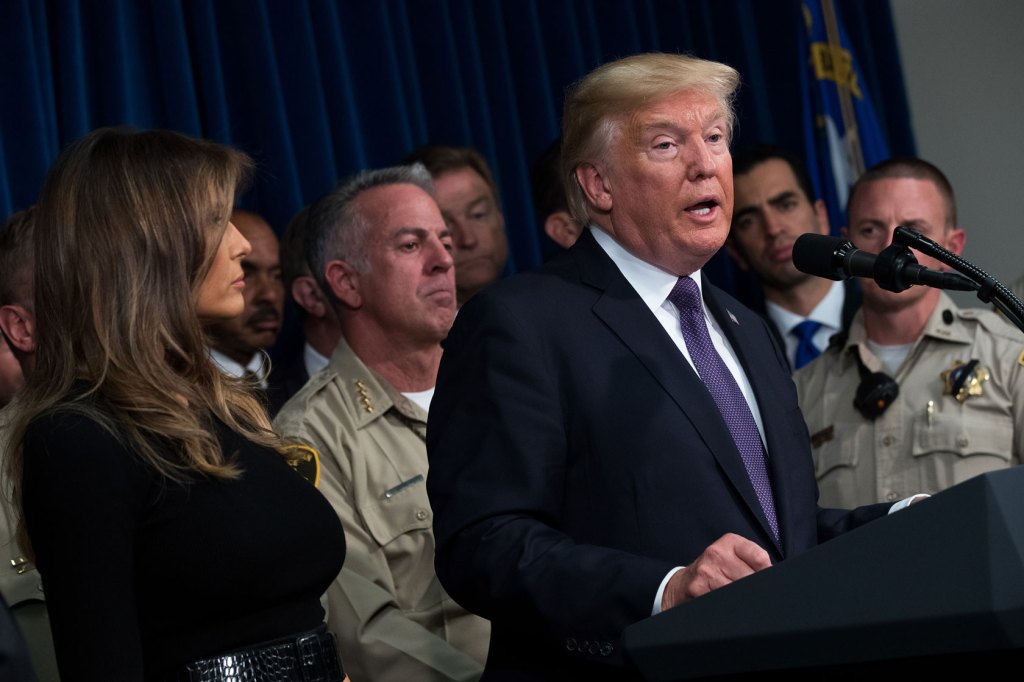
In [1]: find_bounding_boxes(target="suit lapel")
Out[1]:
[572,233,781,552]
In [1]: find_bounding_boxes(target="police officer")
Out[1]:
[0,207,59,681]
[795,157,1024,508]
[273,164,489,681]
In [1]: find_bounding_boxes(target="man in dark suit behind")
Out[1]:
[726,145,861,370]
[426,54,896,681]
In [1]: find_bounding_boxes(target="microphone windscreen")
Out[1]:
[792,233,846,280]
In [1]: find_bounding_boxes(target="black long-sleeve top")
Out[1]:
[22,409,345,681]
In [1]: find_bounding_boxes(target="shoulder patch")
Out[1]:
[282,443,321,487]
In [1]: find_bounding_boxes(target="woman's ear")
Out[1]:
[0,304,35,354]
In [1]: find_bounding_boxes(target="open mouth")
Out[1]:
[686,199,719,216]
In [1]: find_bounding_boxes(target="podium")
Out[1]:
[623,468,1024,679]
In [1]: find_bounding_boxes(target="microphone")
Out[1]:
[792,233,977,293]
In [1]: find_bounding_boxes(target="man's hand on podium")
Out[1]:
[661,533,771,611]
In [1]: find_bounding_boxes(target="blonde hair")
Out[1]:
[561,53,740,226]
[7,127,287,554]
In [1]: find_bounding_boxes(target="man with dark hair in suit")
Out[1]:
[727,145,860,369]
[426,53,906,680]
[530,137,582,256]
[208,209,285,387]
[266,204,342,413]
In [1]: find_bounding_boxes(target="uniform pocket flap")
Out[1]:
[360,474,433,547]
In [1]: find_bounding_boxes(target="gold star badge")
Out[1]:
[941,360,989,403]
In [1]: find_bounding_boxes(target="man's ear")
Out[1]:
[0,304,35,354]
[945,226,966,257]
[544,211,583,250]
[575,163,613,213]
[291,275,330,318]
[813,199,831,235]
[324,260,362,310]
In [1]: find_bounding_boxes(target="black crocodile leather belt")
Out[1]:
[179,625,344,682]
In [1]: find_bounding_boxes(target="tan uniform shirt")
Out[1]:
[273,338,489,682]
[0,414,59,681]
[795,293,1024,508]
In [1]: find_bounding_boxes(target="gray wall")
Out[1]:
[891,0,1024,304]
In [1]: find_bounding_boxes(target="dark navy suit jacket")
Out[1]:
[266,349,310,417]
[426,230,886,680]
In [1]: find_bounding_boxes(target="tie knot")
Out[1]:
[667,276,702,311]
[791,319,822,342]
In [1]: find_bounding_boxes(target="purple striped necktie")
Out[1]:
[667,276,780,541]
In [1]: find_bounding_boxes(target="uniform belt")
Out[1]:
[179,625,344,682]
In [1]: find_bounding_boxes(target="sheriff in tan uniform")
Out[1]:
[274,163,489,681]
[795,294,1024,508]
[274,338,488,681]
[1,418,59,681]
[795,156,1024,509]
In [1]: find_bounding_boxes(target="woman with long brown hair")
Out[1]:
[5,127,346,681]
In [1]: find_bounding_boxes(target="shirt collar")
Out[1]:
[303,342,330,377]
[842,290,970,354]
[765,279,846,335]
[589,226,702,313]
[209,348,267,381]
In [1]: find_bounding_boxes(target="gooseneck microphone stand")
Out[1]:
[886,226,1024,334]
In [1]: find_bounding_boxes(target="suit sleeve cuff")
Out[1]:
[652,566,685,615]
[889,493,929,513]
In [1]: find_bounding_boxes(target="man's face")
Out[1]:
[588,89,734,275]
[729,158,830,291]
[352,184,456,345]
[432,167,508,304]
[209,213,284,360]
[844,177,964,312]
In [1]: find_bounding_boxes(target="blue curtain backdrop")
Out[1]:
[0,0,914,292]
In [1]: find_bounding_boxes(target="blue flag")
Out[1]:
[799,0,890,233]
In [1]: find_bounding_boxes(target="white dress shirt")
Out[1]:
[765,280,845,367]
[209,349,269,389]
[303,342,330,378]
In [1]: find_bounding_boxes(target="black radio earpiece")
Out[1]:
[851,347,900,420]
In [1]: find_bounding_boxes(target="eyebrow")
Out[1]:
[392,226,452,241]
[466,195,492,211]
[733,189,802,222]
[640,109,728,135]
[732,203,759,223]
[767,190,800,208]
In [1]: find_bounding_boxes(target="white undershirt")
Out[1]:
[864,339,914,376]
[402,388,434,413]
